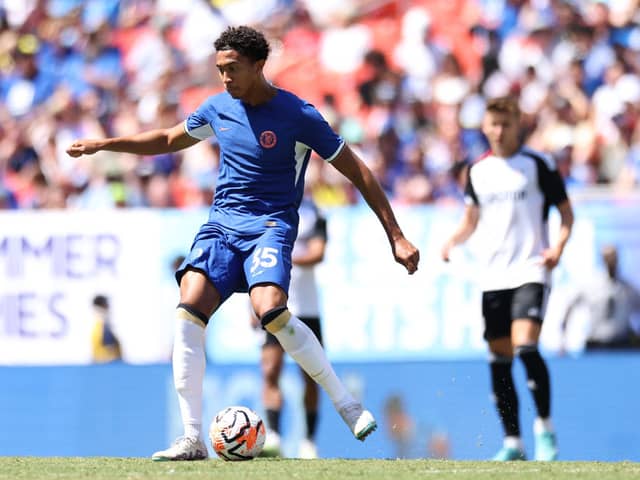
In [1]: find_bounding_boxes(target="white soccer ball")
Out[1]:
[209,406,266,461]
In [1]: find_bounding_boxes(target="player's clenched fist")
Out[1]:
[394,237,420,274]
[66,139,102,157]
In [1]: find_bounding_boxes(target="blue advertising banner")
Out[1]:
[1,354,639,461]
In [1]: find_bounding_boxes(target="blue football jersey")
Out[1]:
[185,89,344,234]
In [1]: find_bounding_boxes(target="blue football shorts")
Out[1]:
[175,222,294,304]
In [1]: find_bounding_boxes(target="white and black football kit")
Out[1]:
[465,147,569,339]
[264,198,326,347]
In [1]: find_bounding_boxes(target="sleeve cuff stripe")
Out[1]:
[185,121,214,140]
[325,142,345,162]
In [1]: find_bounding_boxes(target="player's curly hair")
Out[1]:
[214,26,270,62]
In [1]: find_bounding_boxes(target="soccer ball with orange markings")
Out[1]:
[209,406,266,461]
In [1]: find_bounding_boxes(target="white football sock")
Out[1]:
[534,416,554,434]
[272,315,354,408]
[173,310,206,440]
[504,436,524,450]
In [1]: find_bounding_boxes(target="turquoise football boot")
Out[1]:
[492,446,527,461]
[534,431,558,461]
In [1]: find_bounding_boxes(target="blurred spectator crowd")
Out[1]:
[1,0,639,210]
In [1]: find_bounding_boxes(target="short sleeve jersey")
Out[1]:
[464,146,568,291]
[185,89,344,233]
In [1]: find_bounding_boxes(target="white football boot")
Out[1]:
[338,402,377,441]
[151,436,209,461]
[259,429,282,457]
[298,438,319,459]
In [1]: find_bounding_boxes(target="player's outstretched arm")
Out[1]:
[330,145,420,274]
[66,122,199,158]
[441,204,479,262]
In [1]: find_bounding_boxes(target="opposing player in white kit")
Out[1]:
[67,26,420,461]
[441,97,574,461]
[256,196,327,458]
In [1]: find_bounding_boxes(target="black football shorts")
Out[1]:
[481,283,549,341]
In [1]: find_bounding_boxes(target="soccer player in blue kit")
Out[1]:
[67,25,420,461]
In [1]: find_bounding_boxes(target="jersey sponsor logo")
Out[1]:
[259,130,277,148]
[478,189,527,204]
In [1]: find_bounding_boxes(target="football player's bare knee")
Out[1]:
[250,284,288,319]
[262,347,284,385]
[304,379,319,409]
[302,371,318,395]
[264,370,279,387]
[511,318,541,347]
[179,268,220,317]
[488,337,513,358]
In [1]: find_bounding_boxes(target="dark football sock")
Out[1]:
[306,411,318,439]
[266,408,281,434]
[516,344,551,418]
[490,355,520,437]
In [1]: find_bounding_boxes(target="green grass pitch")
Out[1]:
[1,458,638,480]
